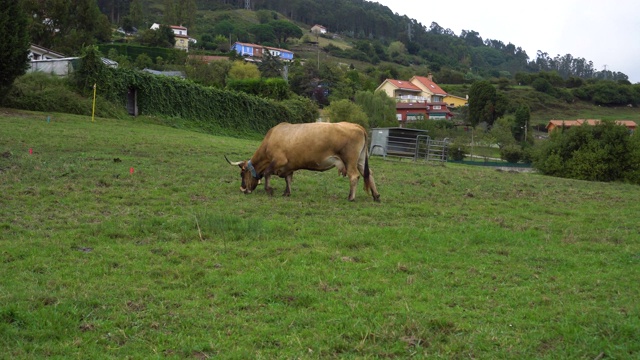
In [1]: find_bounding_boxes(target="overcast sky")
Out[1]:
[372,0,640,83]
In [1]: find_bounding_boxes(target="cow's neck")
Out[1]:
[249,154,270,179]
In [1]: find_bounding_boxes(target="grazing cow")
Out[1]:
[225,122,380,202]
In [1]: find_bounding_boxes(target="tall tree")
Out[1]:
[23,0,111,55]
[0,0,30,100]
[163,0,176,25]
[513,105,532,144]
[258,48,284,78]
[129,0,144,28]
[270,20,302,46]
[468,80,497,127]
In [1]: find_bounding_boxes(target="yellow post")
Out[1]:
[91,83,97,122]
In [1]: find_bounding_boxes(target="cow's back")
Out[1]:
[260,122,366,169]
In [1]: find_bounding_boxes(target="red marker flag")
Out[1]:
[130,167,135,174]
[29,148,33,154]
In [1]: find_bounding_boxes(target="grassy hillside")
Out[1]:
[1,109,639,358]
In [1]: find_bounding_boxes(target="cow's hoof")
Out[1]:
[373,194,381,202]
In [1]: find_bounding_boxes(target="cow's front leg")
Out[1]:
[264,175,274,196]
[283,173,293,197]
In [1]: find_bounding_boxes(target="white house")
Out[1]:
[28,44,65,60]
[311,24,327,34]
[150,23,189,51]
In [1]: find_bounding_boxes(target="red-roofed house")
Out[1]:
[376,73,453,125]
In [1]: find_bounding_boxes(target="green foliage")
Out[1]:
[532,77,554,94]
[258,49,284,78]
[137,25,176,48]
[448,138,468,161]
[98,44,187,66]
[573,80,639,106]
[354,91,397,129]
[533,122,640,183]
[0,0,30,100]
[249,24,277,43]
[94,66,316,134]
[490,116,517,149]
[280,95,320,123]
[2,72,127,119]
[500,144,524,163]
[468,81,499,126]
[134,53,154,69]
[324,99,368,128]
[270,20,303,46]
[228,61,260,80]
[226,78,290,101]
[185,58,231,88]
[513,105,532,144]
[23,0,111,55]
[72,46,107,96]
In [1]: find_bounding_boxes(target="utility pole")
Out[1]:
[316,33,320,70]
[245,0,250,10]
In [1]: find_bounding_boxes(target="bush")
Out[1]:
[324,99,368,128]
[2,72,127,119]
[448,138,468,161]
[226,78,290,101]
[533,122,640,183]
[500,144,523,163]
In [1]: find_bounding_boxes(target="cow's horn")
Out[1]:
[224,155,243,166]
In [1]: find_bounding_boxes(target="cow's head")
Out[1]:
[225,155,260,194]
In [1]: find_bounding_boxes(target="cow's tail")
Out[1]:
[363,149,372,195]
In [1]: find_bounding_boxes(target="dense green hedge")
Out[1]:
[98,44,187,64]
[226,78,290,101]
[95,66,317,134]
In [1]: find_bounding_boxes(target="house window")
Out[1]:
[433,105,441,110]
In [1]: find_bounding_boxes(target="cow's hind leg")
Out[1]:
[283,173,293,197]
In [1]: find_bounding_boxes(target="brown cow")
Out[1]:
[225,122,380,202]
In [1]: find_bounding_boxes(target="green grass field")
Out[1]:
[1,109,639,359]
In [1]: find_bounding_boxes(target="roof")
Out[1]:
[233,42,293,54]
[189,55,229,63]
[170,25,187,30]
[29,43,66,59]
[547,119,637,129]
[142,69,186,78]
[383,79,422,92]
[411,76,447,96]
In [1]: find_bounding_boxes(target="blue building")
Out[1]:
[232,42,294,61]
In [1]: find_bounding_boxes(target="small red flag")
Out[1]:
[29,148,33,154]
[130,167,135,174]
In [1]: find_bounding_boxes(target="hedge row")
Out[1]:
[91,65,317,134]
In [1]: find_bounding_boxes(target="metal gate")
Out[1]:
[415,136,450,162]
[370,133,450,162]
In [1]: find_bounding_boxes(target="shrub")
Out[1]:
[448,138,468,161]
[2,72,127,119]
[500,144,523,163]
[533,122,639,183]
[226,78,290,101]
